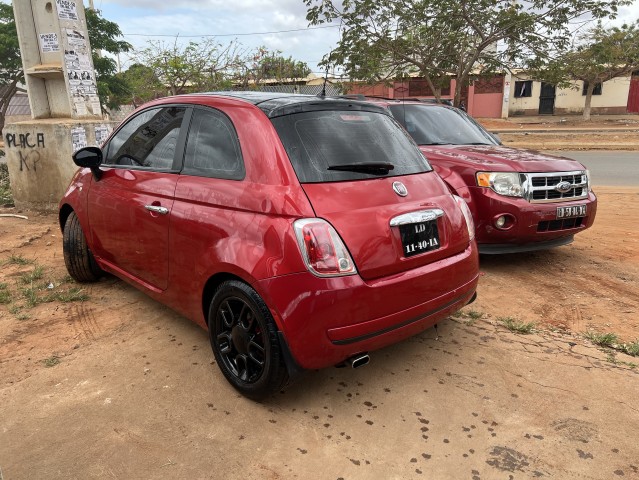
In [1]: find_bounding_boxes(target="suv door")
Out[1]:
[87,106,189,290]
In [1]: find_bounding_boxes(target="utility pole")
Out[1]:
[5,0,115,210]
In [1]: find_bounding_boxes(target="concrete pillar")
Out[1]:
[4,120,113,210]
[12,0,102,120]
[502,72,512,119]
[6,1,117,211]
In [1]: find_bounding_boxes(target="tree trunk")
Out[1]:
[0,79,19,134]
[583,82,595,121]
[454,79,464,108]
[423,74,441,102]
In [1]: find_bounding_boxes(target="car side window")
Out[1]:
[182,108,245,180]
[104,106,186,170]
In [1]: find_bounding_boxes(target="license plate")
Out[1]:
[556,205,587,219]
[399,220,440,257]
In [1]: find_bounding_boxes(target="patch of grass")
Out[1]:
[2,263,89,314]
[43,356,60,368]
[584,331,619,348]
[0,282,10,304]
[0,162,13,206]
[51,287,89,303]
[4,254,33,266]
[59,275,74,284]
[499,316,535,334]
[621,340,639,357]
[453,309,484,325]
[21,285,42,308]
[19,264,45,284]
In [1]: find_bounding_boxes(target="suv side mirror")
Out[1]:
[73,146,103,180]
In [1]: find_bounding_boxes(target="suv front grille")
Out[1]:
[523,171,589,203]
[538,217,585,232]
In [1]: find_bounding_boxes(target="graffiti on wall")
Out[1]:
[4,132,46,172]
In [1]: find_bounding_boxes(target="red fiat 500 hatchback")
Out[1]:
[60,93,479,399]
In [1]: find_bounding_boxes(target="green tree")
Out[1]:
[532,21,639,120]
[111,63,164,107]
[235,46,312,88]
[305,0,631,107]
[85,9,132,112]
[258,52,311,83]
[135,38,244,95]
[0,4,24,133]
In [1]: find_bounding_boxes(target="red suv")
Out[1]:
[365,98,597,253]
[60,93,479,399]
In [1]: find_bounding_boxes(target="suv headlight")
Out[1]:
[476,172,523,197]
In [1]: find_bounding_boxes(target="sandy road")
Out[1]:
[0,186,637,479]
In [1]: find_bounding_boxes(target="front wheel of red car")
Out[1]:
[208,280,288,400]
[63,211,103,282]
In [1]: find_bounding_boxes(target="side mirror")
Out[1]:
[73,146,103,180]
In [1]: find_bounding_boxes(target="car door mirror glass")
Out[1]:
[73,146,103,168]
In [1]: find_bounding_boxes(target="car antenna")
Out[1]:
[319,19,343,98]
[319,63,329,98]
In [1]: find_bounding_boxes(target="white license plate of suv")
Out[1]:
[557,205,587,219]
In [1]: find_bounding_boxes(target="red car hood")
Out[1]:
[419,145,586,172]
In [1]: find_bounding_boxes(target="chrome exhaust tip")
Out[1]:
[346,353,370,369]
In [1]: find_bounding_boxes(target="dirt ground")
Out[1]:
[1,186,638,479]
[478,117,639,151]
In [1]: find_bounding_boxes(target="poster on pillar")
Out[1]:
[71,126,88,152]
[56,0,79,21]
[39,33,60,53]
[56,0,101,120]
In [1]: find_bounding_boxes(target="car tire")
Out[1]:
[208,280,288,400]
[63,211,103,282]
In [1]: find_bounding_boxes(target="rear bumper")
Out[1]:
[470,188,597,248]
[258,243,479,370]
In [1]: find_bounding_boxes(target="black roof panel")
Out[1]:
[193,91,388,118]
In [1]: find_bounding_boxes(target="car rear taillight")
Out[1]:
[453,195,475,241]
[293,219,357,277]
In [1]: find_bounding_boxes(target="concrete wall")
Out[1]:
[555,77,631,114]
[508,77,541,116]
[509,74,632,115]
[4,119,115,211]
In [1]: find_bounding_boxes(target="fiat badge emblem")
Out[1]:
[392,181,408,197]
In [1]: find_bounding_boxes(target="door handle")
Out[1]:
[144,205,169,215]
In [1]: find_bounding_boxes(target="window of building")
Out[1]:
[582,82,602,95]
[513,80,532,98]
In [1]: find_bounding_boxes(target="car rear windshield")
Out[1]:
[388,105,498,146]
[271,110,432,183]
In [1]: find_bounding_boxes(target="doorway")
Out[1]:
[538,82,556,115]
[628,72,639,113]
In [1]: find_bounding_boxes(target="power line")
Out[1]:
[123,24,340,38]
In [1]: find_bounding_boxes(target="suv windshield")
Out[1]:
[271,110,432,183]
[388,105,498,146]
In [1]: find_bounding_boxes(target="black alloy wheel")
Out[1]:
[208,280,288,400]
